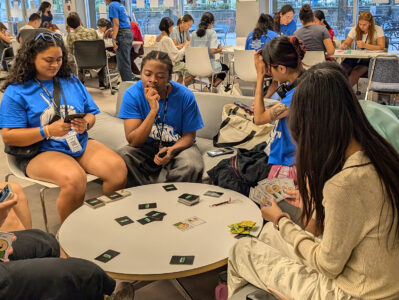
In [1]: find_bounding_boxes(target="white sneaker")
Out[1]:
[106,282,135,300]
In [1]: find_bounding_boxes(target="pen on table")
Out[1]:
[211,198,232,207]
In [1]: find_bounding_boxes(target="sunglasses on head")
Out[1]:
[34,32,63,42]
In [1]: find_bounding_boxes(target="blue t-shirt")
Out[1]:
[0,75,100,157]
[108,1,130,29]
[280,20,297,36]
[267,88,296,166]
[245,30,279,51]
[119,81,204,143]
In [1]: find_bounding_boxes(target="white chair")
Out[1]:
[5,154,98,232]
[185,47,223,91]
[302,51,325,70]
[236,37,247,48]
[233,49,256,82]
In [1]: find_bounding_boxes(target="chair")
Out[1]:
[73,40,117,94]
[364,55,399,104]
[5,154,98,232]
[185,47,225,91]
[302,51,325,69]
[231,49,257,95]
[0,47,14,71]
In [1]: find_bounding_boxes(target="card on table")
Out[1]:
[115,216,134,226]
[170,255,195,265]
[145,211,166,221]
[163,184,177,191]
[204,190,224,198]
[173,221,194,231]
[95,249,120,263]
[84,198,105,209]
[137,217,154,225]
[185,216,206,227]
[138,203,157,210]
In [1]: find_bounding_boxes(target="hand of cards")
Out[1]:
[249,178,295,205]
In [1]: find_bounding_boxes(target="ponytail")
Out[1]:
[197,12,214,38]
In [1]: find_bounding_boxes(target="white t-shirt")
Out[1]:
[154,35,185,63]
[348,25,384,45]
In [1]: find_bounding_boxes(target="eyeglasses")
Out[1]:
[34,32,63,42]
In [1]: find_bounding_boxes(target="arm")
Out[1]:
[323,38,335,55]
[154,131,195,166]
[0,31,11,44]
[112,18,119,50]
[253,50,289,125]
[340,36,353,49]
[124,112,157,147]
[360,36,385,51]
[210,45,223,54]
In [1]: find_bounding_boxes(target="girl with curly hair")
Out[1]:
[0,32,127,223]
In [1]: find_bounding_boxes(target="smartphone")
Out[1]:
[64,113,87,123]
[0,184,13,203]
[207,148,234,157]
[234,101,254,115]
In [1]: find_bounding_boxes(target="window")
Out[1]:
[51,0,65,24]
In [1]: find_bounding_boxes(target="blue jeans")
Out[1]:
[116,28,134,81]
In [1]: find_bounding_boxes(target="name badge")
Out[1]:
[65,132,82,153]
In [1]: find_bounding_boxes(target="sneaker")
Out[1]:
[105,282,134,300]
[99,85,106,90]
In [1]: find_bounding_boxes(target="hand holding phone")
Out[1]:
[64,113,87,123]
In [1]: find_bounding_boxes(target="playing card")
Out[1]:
[204,191,224,198]
[84,198,105,208]
[259,180,284,202]
[145,211,166,221]
[137,217,154,225]
[278,178,296,198]
[185,216,206,227]
[170,255,195,265]
[95,250,120,263]
[115,216,134,226]
[163,184,177,191]
[0,232,14,261]
[138,203,157,209]
[173,221,194,231]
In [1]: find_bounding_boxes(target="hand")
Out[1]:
[144,87,160,113]
[356,40,365,49]
[47,119,71,137]
[218,44,223,51]
[2,235,16,263]
[339,43,347,50]
[284,189,303,210]
[260,197,283,223]
[154,147,172,166]
[254,50,267,77]
[0,194,18,227]
[70,118,88,134]
[113,40,118,51]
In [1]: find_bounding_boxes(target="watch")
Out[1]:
[86,121,90,131]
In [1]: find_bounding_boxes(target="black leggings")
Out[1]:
[216,63,229,81]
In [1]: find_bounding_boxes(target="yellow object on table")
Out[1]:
[228,220,256,235]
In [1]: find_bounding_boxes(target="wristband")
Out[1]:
[273,213,290,231]
[44,125,50,138]
[39,126,46,139]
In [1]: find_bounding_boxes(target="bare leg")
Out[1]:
[0,209,25,231]
[177,74,183,84]
[348,65,368,87]
[26,152,87,223]
[76,140,127,195]
[0,182,31,229]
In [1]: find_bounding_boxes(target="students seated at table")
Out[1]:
[38,1,53,28]
[170,14,194,50]
[294,5,334,56]
[253,36,305,181]
[190,12,229,92]
[118,51,204,187]
[245,13,279,51]
[273,5,296,36]
[314,10,334,41]
[0,31,127,223]
[155,17,194,86]
[19,13,41,32]
[340,11,385,87]
[0,182,118,299]
[228,62,399,300]
[130,20,144,76]
[96,18,113,40]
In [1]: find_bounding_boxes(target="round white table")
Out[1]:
[59,182,263,281]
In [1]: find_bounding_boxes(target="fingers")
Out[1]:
[0,199,17,210]
[285,189,298,197]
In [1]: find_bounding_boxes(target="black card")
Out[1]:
[138,203,157,209]
[145,210,166,220]
[106,193,124,201]
[95,250,120,263]
[137,217,154,225]
[204,191,224,198]
[170,255,195,265]
[178,193,199,202]
[163,184,177,191]
[115,216,134,226]
[85,198,105,208]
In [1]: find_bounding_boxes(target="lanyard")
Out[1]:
[155,97,168,149]
[178,27,185,44]
[34,78,68,116]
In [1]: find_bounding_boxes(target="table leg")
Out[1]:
[169,278,193,300]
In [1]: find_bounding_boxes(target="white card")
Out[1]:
[65,132,82,153]
[185,216,205,227]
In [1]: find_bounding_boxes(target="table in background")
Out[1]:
[59,182,263,299]
[332,49,399,63]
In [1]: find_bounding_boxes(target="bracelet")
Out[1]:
[44,125,50,138]
[273,213,290,231]
[39,126,46,139]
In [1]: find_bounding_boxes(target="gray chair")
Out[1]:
[364,55,399,104]
[0,47,13,72]
[73,40,118,94]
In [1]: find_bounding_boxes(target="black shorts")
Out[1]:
[342,58,370,69]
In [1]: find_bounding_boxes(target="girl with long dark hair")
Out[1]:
[228,62,399,299]
[189,12,229,92]
[38,1,52,28]
[314,10,334,41]
[253,36,305,181]
[273,5,296,35]
[245,13,278,51]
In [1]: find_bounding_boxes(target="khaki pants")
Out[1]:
[228,222,355,300]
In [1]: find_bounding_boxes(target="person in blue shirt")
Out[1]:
[106,0,134,81]
[273,5,296,36]
[245,13,279,51]
[118,50,205,187]
[253,36,305,181]
[0,32,127,223]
